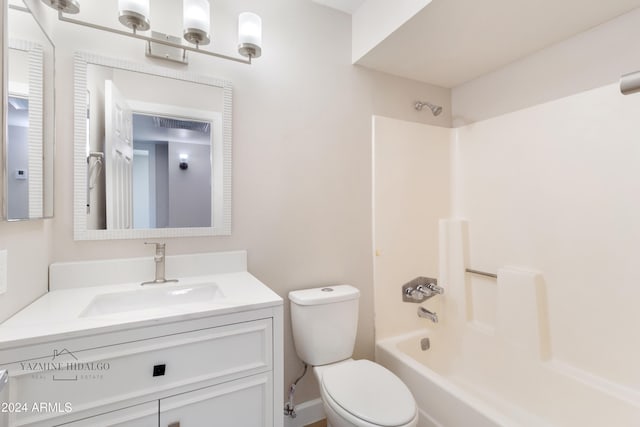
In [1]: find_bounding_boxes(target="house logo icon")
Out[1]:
[51,349,79,382]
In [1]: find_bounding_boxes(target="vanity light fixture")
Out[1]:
[183,0,210,46]
[238,12,262,59]
[118,0,150,32]
[40,0,262,64]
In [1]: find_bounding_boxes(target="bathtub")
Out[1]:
[376,330,640,427]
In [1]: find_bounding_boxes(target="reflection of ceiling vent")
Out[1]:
[8,97,29,111]
[152,116,210,133]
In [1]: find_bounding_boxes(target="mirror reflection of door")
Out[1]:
[105,80,134,229]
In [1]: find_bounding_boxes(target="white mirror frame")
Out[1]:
[73,52,232,240]
[8,39,44,219]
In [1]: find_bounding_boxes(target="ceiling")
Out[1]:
[315,0,640,88]
[312,0,365,14]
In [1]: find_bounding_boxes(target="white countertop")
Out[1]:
[0,272,282,348]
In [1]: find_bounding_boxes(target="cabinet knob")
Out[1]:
[168,423,180,427]
[153,364,166,377]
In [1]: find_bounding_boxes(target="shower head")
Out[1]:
[415,101,443,116]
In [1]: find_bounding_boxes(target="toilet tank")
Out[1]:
[289,285,360,366]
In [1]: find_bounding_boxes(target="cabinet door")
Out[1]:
[160,373,272,427]
[56,401,158,427]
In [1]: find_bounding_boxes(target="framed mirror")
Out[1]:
[73,52,232,240]
[2,0,55,220]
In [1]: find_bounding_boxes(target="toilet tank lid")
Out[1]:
[289,285,359,306]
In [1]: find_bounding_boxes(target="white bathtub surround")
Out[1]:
[376,332,551,427]
[374,82,640,425]
[496,267,551,360]
[378,329,640,426]
[372,116,451,340]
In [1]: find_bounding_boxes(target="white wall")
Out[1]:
[373,116,450,339]
[167,141,211,227]
[0,0,450,407]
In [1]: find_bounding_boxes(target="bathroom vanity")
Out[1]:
[0,251,283,427]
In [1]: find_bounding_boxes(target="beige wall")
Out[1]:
[373,116,450,339]
[0,0,451,407]
[452,7,640,125]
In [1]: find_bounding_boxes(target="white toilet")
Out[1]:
[289,285,418,427]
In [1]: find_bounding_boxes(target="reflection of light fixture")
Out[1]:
[179,154,189,170]
[40,0,262,65]
[41,0,79,14]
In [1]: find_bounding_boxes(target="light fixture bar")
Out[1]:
[56,10,251,65]
[8,4,30,13]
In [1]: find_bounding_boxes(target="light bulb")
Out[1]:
[118,0,150,31]
[238,12,262,58]
[183,0,211,45]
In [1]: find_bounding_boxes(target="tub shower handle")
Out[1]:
[404,287,425,301]
[418,282,444,295]
[402,277,443,303]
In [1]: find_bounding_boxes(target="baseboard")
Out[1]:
[283,398,325,427]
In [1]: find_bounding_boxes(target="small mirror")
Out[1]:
[74,53,232,240]
[3,1,55,220]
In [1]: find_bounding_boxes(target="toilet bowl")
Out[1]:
[314,360,418,427]
[289,285,418,427]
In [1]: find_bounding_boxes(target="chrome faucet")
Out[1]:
[402,277,444,303]
[402,277,443,323]
[141,242,178,286]
[417,282,444,296]
[418,307,438,323]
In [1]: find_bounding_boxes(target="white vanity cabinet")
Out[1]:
[159,372,273,427]
[56,402,158,426]
[0,307,283,427]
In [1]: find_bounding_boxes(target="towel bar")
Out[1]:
[465,268,497,279]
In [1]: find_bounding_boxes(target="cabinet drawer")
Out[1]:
[55,401,158,427]
[9,319,272,426]
[160,372,273,427]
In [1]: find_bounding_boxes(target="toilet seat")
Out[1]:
[319,360,416,427]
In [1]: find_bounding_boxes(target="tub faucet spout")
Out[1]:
[418,306,438,323]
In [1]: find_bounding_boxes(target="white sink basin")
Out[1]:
[80,283,224,317]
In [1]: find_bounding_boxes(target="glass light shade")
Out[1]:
[183,0,211,45]
[238,12,262,58]
[118,0,150,31]
[41,0,80,14]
